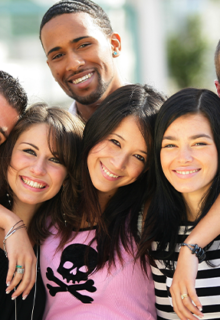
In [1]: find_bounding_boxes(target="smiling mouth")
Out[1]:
[101,163,119,178]
[72,73,93,84]
[175,169,200,175]
[21,177,47,189]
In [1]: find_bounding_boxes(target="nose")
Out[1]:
[66,52,85,72]
[110,153,128,171]
[29,158,47,176]
[177,146,193,163]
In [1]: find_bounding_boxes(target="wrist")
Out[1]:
[0,205,20,233]
[179,243,206,263]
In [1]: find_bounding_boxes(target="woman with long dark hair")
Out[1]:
[0,104,84,319]
[140,88,220,320]
[40,84,165,320]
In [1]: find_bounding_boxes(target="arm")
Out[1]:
[170,195,220,320]
[0,205,36,299]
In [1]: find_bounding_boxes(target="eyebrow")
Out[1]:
[47,36,90,57]
[112,133,147,155]
[163,134,212,140]
[20,142,39,150]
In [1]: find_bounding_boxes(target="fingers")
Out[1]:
[6,257,17,287]
[187,286,203,313]
[170,284,203,320]
[6,254,37,299]
[4,227,36,298]
[18,256,37,299]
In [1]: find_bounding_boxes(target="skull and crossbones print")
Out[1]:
[46,244,98,303]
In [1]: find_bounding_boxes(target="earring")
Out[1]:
[62,213,67,227]
[6,193,12,208]
[113,51,117,57]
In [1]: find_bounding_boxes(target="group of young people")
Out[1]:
[1,1,220,320]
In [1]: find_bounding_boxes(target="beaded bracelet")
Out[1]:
[179,243,206,263]
[3,220,26,257]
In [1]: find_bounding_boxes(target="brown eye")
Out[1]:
[23,149,36,156]
[49,157,60,164]
[134,154,145,162]
[110,139,121,147]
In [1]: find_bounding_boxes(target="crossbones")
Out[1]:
[46,267,96,303]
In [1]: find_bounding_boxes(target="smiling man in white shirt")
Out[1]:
[40,0,124,122]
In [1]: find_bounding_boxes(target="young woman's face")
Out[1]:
[7,123,67,207]
[87,116,147,198]
[160,113,218,200]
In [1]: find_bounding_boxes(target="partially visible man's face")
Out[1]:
[0,94,19,145]
[41,12,120,106]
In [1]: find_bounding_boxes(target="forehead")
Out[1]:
[41,12,106,50]
[164,113,212,136]
[17,123,49,139]
[0,94,19,143]
[114,116,146,144]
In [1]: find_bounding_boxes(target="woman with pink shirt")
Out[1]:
[40,84,164,320]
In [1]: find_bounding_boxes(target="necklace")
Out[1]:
[14,245,38,320]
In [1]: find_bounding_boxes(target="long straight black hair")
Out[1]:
[139,88,220,267]
[78,84,165,269]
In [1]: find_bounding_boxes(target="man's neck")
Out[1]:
[76,101,101,122]
[75,77,124,122]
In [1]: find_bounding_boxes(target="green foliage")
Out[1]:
[167,15,208,88]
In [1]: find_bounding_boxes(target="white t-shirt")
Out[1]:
[68,101,77,116]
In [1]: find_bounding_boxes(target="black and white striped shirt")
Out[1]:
[151,225,220,320]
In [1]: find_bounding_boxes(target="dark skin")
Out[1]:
[41,12,124,122]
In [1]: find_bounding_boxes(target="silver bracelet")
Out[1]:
[3,220,26,257]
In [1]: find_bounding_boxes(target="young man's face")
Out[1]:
[0,94,19,145]
[41,12,121,106]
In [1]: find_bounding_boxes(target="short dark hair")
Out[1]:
[0,70,27,116]
[0,103,84,246]
[139,87,220,267]
[214,40,220,82]
[80,84,166,269]
[40,0,113,41]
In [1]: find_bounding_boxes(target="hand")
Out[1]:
[0,205,37,299]
[5,227,37,300]
[170,246,203,320]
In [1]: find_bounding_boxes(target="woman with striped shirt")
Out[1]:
[139,88,220,320]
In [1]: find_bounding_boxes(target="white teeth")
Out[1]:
[22,177,46,189]
[102,165,119,178]
[176,169,199,175]
[73,73,93,84]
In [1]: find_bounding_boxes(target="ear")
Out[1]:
[110,32,121,57]
[214,80,220,98]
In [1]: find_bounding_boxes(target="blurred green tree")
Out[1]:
[167,15,208,88]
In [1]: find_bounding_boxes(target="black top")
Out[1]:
[0,246,46,320]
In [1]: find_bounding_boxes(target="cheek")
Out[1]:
[48,62,61,79]
[7,166,15,187]
[207,149,218,175]
[160,151,171,173]
[129,162,144,181]
[87,142,108,167]
[9,151,25,172]
[55,169,67,187]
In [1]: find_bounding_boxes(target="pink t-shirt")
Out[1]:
[41,226,156,320]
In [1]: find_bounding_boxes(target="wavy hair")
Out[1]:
[0,104,84,246]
